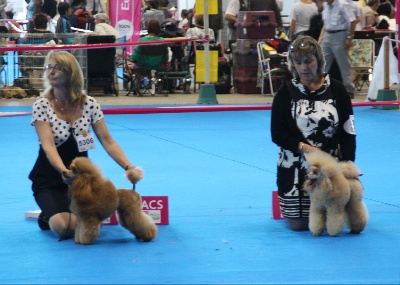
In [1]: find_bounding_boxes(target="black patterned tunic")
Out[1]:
[271,75,356,218]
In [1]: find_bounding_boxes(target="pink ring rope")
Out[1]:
[0,37,198,52]
[1,101,399,117]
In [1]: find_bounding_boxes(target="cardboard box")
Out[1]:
[25,195,169,226]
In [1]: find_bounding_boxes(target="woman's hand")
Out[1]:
[62,169,74,185]
[299,142,320,154]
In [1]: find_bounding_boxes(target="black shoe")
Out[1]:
[38,212,50,230]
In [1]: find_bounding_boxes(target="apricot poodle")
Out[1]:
[303,151,368,237]
[64,157,158,245]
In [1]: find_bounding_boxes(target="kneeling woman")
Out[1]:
[29,51,137,240]
[270,36,356,231]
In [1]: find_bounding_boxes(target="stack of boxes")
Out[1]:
[232,11,277,94]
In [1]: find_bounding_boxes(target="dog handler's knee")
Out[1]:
[287,218,309,231]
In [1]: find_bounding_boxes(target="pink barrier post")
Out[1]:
[108,0,142,54]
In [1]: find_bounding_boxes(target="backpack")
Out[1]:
[70,8,94,31]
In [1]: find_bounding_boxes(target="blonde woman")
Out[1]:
[29,51,137,240]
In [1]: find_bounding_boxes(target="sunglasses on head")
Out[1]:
[290,40,315,51]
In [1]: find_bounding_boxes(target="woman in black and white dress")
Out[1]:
[271,36,356,231]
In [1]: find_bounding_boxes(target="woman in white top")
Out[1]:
[289,0,318,41]
[185,14,215,41]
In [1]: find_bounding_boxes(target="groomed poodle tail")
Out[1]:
[117,190,158,242]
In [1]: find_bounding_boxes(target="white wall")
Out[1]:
[178,0,195,10]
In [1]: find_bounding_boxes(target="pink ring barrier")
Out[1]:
[0,37,197,53]
[1,101,399,117]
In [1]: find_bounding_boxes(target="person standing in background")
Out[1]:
[85,0,106,15]
[178,9,189,32]
[56,2,73,43]
[248,0,282,29]
[358,0,367,6]
[26,0,34,20]
[276,0,283,11]
[363,0,380,28]
[349,0,364,31]
[289,0,318,41]
[224,0,247,43]
[318,0,357,98]
[377,0,394,18]
[0,0,7,26]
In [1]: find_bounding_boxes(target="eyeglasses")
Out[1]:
[44,64,64,72]
[289,40,315,51]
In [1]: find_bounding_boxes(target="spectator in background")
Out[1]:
[363,0,380,28]
[26,0,34,20]
[377,0,394,18]
[248,0,282,29]
[318,0,357,98]
[185,14,215,42]
[0,0,7,22]
[178,9,189,32]
[224,0,248,43]
[276,0,283,11]
[289,0,318,41]
[313,0,324,13]
[349,0,365,31]
[41,0,58,19]
[86,0,106,15]
[359,0,367,6]
[5,11,21,33]
[56,2,73,44]
[93,12,119,38]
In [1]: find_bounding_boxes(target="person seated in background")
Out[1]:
[124,19,170,94]
[5,11,21,34]
[55,2,73,44]
[185,14,215,41]
[130,19,169,70]
[92,12,119,38]
[185,14,216,64]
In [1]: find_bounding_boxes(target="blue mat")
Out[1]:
[1,107,400,284]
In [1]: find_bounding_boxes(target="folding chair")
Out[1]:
[257,41,288,96]
[127,44,169,97]
[348,39,375,92]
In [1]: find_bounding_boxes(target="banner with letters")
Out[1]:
[109,0,142,54]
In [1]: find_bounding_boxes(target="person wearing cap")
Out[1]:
[93,13,119,39]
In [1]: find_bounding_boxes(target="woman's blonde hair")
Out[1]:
[43,50,86,103]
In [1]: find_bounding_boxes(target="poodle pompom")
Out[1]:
[125,167,144,184]
[340,161,363,179]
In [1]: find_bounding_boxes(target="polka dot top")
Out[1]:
[31,96,104,147]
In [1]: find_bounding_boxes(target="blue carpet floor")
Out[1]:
[0,106,399,284]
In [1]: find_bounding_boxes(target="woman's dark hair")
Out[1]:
[34,13,48,30]
[57,2,71,16]
[194,15,204,27]
[5,11,13,19]
[147,19,161,35]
